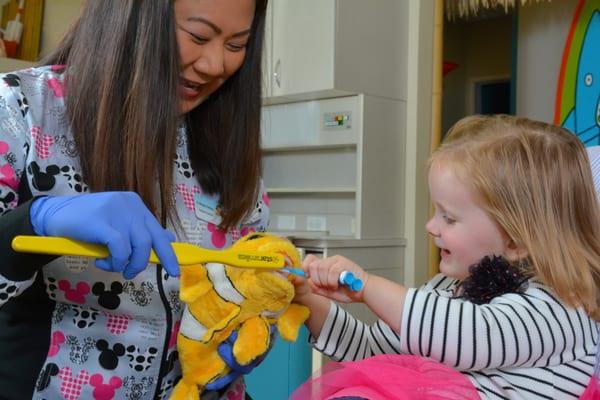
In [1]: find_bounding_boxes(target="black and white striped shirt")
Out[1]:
[311,274,599,399]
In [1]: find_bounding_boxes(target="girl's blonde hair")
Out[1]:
[431,115,600,320]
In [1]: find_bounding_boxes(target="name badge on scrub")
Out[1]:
[194,192,222,225]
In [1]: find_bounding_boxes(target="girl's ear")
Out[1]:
[505,239,528,263]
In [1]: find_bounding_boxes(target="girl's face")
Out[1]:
[425,161,510,280]
[174,0,255,114]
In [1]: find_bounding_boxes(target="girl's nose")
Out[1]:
[425,218,440,238]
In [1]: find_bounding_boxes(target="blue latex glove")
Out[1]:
[205,325,277,391]
[30,192,179,279]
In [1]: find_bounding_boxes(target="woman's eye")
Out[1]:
[226,42,247,52]
[179,26,208,44]
[189,33,209,44]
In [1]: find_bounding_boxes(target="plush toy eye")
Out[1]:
[244,233,264,241]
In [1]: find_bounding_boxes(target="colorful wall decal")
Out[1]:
[554,0,600,146]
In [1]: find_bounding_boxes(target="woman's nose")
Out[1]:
[193,44,225,78]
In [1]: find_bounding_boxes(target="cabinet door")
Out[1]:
[270,0,336,97]
[262,0,274,98]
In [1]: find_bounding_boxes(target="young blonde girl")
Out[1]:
[293,115,600,400]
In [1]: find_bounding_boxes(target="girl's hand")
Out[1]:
[301,254,369,303]
[291,270,312,301]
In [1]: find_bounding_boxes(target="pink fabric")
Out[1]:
[290,354,479,400]
[580,376,600,399]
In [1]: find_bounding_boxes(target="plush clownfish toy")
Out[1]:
[170,232,310,400]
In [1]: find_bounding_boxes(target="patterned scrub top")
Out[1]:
[0,65,270,400]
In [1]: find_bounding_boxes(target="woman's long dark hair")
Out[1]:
[42,0,267,230]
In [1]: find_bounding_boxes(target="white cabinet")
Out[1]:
[262,94,406,240]
[260,0,420,377]
[262,95,408,372]
[267,0,335,99]
[263,0,409,102]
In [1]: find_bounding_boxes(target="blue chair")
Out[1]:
[589,146,600,203]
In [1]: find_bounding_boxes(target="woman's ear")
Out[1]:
[505,239,528,263]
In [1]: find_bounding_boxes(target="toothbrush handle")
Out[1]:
[339,271,363,292]
[283,268,362,291]
[11,235,286,269]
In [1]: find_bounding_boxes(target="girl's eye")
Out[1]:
[442,214,456,224]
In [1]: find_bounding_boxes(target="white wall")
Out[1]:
[442,22,468,134]
[516,0,578,122]
[39,0,84,58]
[0,0,82,72]
[443,15,512,134]
[403,0,435,287]
[443,0,579,127]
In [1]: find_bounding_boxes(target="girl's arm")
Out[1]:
[362,274,407,332]
[293,267,458,363]
[293,274,405,363]
[295,254,407,334]
[292,289,332,338]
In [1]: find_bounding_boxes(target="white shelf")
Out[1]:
[293,237,407,249]
[267,186,356,194]
[262,143,356,153]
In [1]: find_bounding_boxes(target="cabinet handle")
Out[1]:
[273,59,281,88]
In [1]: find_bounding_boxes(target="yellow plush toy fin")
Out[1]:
[277,303,310,342]
[170,381,200,400]
[171,334,227,400]
[233,316,271,365]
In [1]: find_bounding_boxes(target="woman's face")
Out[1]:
[174,0,255,114]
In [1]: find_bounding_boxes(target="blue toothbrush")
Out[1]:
[283,268,363,292]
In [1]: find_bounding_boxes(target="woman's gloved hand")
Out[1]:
[30,191,179,279]
[204,326,277,391]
